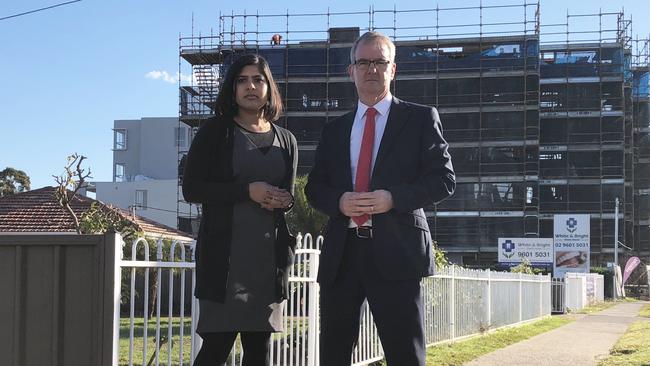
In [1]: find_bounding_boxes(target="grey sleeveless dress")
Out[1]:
[197,125,286,333]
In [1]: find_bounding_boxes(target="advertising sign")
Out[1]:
[498,238,553,265]
[623,257,641,285]
[553,214,590,278]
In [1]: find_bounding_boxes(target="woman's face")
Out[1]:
[234,64,269,114]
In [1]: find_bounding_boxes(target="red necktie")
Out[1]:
[353,107,377,226]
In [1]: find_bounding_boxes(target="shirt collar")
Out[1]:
[356,92,393,118]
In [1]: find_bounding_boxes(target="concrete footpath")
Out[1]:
[463,302,649,366]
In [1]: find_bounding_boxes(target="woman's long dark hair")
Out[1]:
[214,54,283,121]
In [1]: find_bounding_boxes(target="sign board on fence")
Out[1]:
[553,214,590,278]
[498,238,553,265]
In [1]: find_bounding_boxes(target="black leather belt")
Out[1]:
[348,226,373,239]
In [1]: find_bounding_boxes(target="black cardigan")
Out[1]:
[182,116,298,302]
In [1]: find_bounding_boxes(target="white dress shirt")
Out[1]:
[349,93,393,228]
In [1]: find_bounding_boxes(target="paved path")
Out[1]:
[463,302,649,366]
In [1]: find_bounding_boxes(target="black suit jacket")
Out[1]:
[305,97,455,286]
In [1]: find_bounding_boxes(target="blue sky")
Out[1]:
[1,0,649,189]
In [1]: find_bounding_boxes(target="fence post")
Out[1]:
[519,272,523,323]
[581,275,587,309]
[537,274,545,317]
[450,266,456,340]
[307,248,320,366]
[564,274,570,311]
[111,233,124,366]
[191,241,201,364]
[487,269,491,328]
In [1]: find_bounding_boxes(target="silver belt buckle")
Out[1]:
[356,226,373,239]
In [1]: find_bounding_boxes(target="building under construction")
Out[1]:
[632,38,650,255]
[176,1,650,267]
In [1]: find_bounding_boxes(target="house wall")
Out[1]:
[113,117,184,181]
[95,179,187,229]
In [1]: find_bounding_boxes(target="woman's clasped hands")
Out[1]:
[248,181,293,210]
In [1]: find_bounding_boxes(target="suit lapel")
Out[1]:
[373,97,409,180]
[341,109,356,190]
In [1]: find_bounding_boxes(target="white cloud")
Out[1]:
[145,70,176,83]
[145,70,196,85]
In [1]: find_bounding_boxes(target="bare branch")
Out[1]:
[52,153,93,234]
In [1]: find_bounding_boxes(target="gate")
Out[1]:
[551,278,566,313]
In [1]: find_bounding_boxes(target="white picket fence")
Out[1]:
[114,233,551,366]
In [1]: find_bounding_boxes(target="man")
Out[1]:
[305,31,455,365]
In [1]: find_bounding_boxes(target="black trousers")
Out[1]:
[193,331,271,366]
[319,232,426,366]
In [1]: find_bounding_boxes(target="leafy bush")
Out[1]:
[285,175,328,235]
[510,259,535,274]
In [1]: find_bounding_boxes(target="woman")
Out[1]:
[182,54,298,366]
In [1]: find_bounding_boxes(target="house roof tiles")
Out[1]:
[0,187,193,242]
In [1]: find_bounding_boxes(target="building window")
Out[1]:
[135,190,147,210]
[114,163,125,182]
[114,129,127,150]
[175,126,188,148]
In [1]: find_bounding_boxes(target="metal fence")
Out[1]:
[551,278,566,313]
[551,273,605,314]
[115,233,551,366]
[116,237,198,366]
[0,233,120,366]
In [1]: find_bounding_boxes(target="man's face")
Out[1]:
[348,40,396,104]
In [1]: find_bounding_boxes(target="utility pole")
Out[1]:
[614,197,620,299]
[615,197,619,268]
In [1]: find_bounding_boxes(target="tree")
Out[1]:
[80,202,144,307]
[53,153,91,233]
[0,167,30,197]
[79,202,141,240]
[285,175,328,235]
[433,242,450,269]
[51,154,176,315]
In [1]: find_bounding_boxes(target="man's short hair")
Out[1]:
[349,31,396,64]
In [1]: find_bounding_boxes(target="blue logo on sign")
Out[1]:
[502,240,515,258]
[566,217,577,233]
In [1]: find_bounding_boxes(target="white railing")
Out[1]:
[114,233,551,366]
[116,237,198,366]
[423,266,551,345]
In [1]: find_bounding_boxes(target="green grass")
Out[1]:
[119,317,194,366]
[118,316,309,366]
[574,301,620,314]
[621,297,641,303]
[639,304,650,318]
[597,321,650,366]
[573,298,640,314]
[425,316,574,366]
[119,315,573,366]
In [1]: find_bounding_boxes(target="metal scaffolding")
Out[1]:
[535,9,645,264]
[631,36,650,253]
[175,1,650,265]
